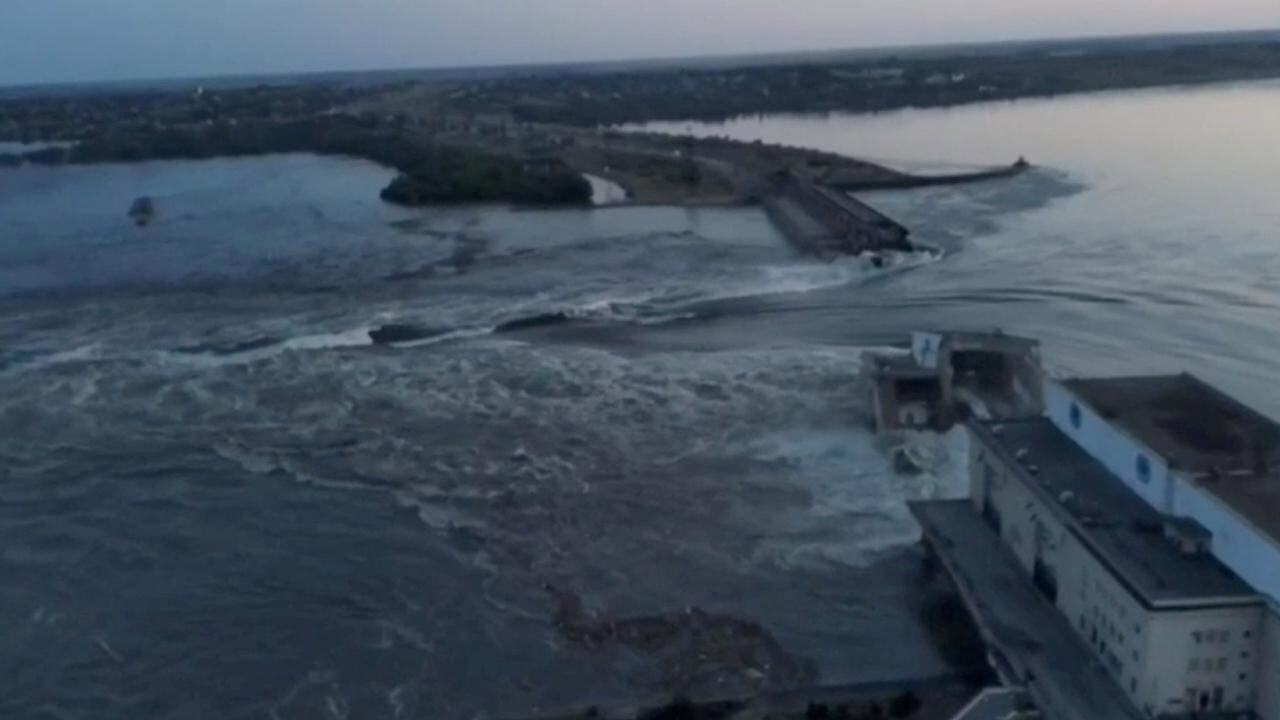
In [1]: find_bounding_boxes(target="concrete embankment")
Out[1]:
[763,172,915,257]
[828,161,1030,191]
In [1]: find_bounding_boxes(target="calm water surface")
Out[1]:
[633,81,1280,407]
[4,81,1280,718]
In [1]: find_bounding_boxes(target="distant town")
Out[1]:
[4,30,1280,213]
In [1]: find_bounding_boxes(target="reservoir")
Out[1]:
[629,80,1280,409]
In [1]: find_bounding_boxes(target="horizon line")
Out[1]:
[4,24,1280,94]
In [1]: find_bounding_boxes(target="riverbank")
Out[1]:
[6,30,1280,209]
[428,33,1280,126]
[1,105,1022,214]
[0,117,594,207]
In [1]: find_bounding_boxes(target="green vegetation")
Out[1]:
[381,155,590,205]
[636,699,741,720]
[3,117,590,207]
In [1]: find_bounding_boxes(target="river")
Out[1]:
[3,81,1280,719]
[629,80,1280,408]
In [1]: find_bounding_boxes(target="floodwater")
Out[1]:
[4,80,1280,718]
[0,154,960,719]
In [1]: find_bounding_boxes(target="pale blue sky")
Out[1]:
[3,0,1280,85]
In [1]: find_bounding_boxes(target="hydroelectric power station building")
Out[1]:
[911,367,1280,720]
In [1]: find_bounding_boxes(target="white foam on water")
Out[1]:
[693,249,943,306]
[391,326,498,348]
[149,327,378,370]
[279,327,374,352]
[211,443,282,476]
[888,426,973,501]
[1,343,104,376]
[736,422,970,571]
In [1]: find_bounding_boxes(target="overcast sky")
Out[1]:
[4,0,1280,86]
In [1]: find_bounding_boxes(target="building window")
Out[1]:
[1217,658,1227,672]
[1136,454,1152,484]
[1070,402,1082,429]
[1189,658,1200,672]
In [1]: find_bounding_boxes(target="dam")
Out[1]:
[762,172,915,257]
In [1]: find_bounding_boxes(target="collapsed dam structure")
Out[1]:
[762,172,915,257]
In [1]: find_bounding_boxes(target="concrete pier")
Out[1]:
[828,159,1031,191]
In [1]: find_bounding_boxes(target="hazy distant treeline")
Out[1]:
[446,40,1280,125]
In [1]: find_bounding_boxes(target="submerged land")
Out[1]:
[4,30,1280,209]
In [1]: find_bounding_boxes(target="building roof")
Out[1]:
[972,417,1259,609]
[1064,373,1280,548]
[1063,374,1280,475]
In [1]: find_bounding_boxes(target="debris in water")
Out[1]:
[128,196,156,226]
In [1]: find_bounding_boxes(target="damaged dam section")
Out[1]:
[761,172,917,259]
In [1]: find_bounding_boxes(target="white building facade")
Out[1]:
[969,417,1264,718]
[1043,375,1280,720]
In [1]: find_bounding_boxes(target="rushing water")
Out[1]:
[4,81,1280,719]
[0,154,960,719]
